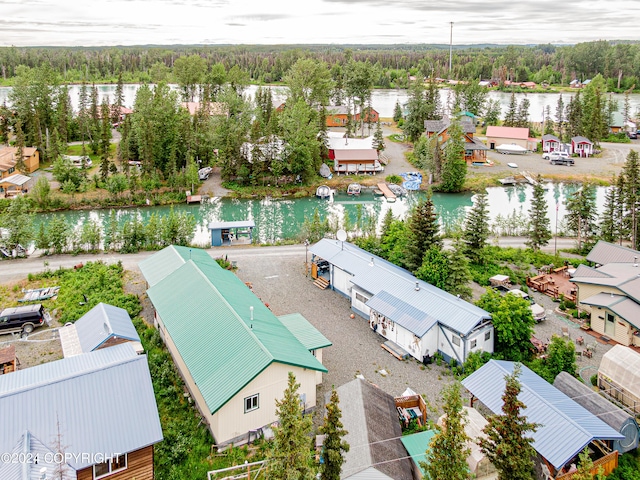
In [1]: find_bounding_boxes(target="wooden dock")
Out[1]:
[186,194,209,204]
[377,183,396,202]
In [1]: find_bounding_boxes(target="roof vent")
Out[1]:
[415,282,420,291]
[369,257,374,267]
[635,256,638,267]
[250,306,254,323]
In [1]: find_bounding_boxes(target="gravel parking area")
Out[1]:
[232,249,465,417]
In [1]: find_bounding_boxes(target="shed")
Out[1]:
[462,360,623,475]
[0,345,16,374]
[598,345,640,415]
[336,379,418,480]
[59,302,142,358]
[400,430,436,477]
[208,220,255,246]
[554,371,639,453]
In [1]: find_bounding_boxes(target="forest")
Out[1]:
[0,40,639,91]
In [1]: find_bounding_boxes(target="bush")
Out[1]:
[591,374,598,386]
[385,174,403,184]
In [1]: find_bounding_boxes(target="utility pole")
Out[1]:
[449,22,454,78]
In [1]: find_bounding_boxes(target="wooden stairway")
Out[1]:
[313,277,330,290]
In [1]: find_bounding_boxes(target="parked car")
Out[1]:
[628,131,638,140]
[550,157,575,166]
[0,304,49,334]
[542,151,570,161]
[507,289,547,322]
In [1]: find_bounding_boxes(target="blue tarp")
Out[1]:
[400,172,422,191]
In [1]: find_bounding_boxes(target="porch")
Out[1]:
[555,450,618,479]
[527,265,577,302]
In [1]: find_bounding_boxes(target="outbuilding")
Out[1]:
[598,345,640,415]
[208,220,255,246]
[554,371,639,453]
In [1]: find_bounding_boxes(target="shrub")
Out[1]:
[385,174,403,184]
[591,374,598,386]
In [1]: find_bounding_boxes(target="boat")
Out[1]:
[347,183,361,196]
[19,286,60,302]
[496,144,528,155]
[387,184,407,197]
[316,185,332,199]
[507,162,518,169]
[373,189,384,196]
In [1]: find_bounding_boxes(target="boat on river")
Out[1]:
[347,183,361,196]
[387,184,407,197]
[316,185,332,199]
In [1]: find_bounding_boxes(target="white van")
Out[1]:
[508,289,546,322]
[63,155,92,168]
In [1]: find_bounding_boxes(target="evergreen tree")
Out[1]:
[440,116,467,193]
[463,192,490,255]
[112,72,125,125]
[526,175,551,252]
[615,173,629,245]
[484,99,501,127]
[622,150,640,249]
[566,91,583,140]
[372,120,385,153]
[319,387,349,480]
[267,372,315,480]
[504,91,518,127]
[516,96,531,129]
[0,102,10,145]
[0,196,33,252]
[56,85,71,143]
[422,382,470,480]
[100,101,112,180]
[479,364,538,480]
[14,118,26,173]
[393,100,403,123]
[403,80,427,142]
[89,84,100,155]
[543,105,555,135]
[446,238,473,301]
[565,183,598,253]
[405,193,441,272]
[581,75,608,146]
[425,76,442,120]
[555,94,565,140]
[599,178,620,243]
[380,209,395,239]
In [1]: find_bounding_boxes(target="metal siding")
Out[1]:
[74,303,140,353]
[146,260,325,416]
[462,360,623,470]
[277,313,332,350]
[0,347,162,470]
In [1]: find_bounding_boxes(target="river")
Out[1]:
[32,183,606,247]
[2,84,640,122]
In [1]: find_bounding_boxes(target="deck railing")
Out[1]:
[555,450,618,480]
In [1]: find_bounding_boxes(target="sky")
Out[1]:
[1,0,638,47]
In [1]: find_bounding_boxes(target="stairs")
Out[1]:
[313,277,330,290]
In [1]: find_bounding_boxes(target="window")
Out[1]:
[452,335,460,346]
[470,339,477,349]
[93,454,127,479]
[485,331,491,341]
[244,394,259,413]
[8,167,15,174]
[355,292,369,304]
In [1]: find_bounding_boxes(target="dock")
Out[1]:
[186,194,209,204]
[377,183,396,202]
[521,171,537,185]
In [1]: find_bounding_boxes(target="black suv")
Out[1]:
[0,304,48,334]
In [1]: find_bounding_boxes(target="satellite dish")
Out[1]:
[337,229,347,242]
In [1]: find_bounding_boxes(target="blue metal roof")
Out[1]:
[310,239,491,335]
[366,290,437,337]
[74,303,140,353]
[0,344,163,471]
[461,360,624,470]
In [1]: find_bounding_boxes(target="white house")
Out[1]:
[310,239,493,365]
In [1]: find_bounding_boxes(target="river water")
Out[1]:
[33,183,605,247]
[2,84,640,122]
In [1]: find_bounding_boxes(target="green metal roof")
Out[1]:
[146,254,326,415]
[278,313,332,351]
[139,245,216,287]
[400,430,437,476]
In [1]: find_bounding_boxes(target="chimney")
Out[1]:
[415,282,420,291]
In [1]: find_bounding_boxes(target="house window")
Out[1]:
[485,331,491,341]
[8,167,15,174]
[452,335,460,346]
[244,394,259,413]
[93,454,127,479]
[355,292,369,304]
[470,339,477,349]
